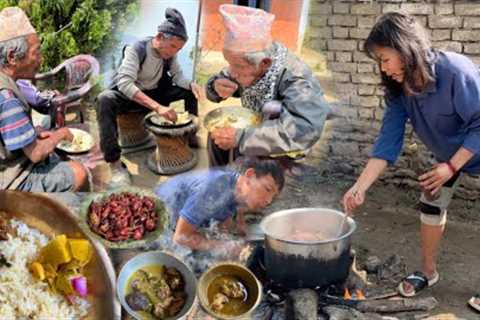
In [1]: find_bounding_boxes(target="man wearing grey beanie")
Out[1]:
[96,8,204,188]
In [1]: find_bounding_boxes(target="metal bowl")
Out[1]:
[0,191,119,319]
[203,106,261,132]
[78,187,169,249]
[117,251,197,320]
[198,262,262,320]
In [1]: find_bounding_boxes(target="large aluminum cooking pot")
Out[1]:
[260,208,356,289]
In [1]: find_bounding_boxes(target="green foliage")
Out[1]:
[0,0,139,71]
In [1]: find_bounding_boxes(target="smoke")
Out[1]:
[143,223,253,277]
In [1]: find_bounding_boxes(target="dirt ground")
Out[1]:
[84,48,333,190]
[50,48,480,319]
[107,145,480,318]
[265,167,480,320]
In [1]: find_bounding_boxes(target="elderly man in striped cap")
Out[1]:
[0,7,87,191]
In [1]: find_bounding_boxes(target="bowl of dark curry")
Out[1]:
[197,262,262,319]
[117,251,197,320]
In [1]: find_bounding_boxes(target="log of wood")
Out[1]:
[365,288,398,300]
[364,312,391,320]
[322,305,384,320]
[285,289,318,320]
[321,305,432,320]
[355,297,438,313]
[388,311,430,319]
[319,294,438,313]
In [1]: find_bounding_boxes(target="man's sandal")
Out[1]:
[468,294,480,312]
[397,271,440,297]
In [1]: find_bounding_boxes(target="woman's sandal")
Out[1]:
[468,294,480,312]
[397,271,440,297]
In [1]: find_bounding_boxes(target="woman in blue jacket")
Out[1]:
[343,12,480,309]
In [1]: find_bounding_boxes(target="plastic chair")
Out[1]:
[34,54,100,128]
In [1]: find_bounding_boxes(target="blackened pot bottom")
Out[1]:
[248,244,353,291]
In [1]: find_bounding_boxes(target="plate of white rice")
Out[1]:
[0,219,90,319]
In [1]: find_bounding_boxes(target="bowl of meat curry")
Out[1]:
[117,251,197,320]
[197,262,262,319]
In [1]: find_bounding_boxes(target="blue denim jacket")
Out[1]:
[371,51,480,174]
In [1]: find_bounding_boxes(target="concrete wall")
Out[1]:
[305,0,480,200]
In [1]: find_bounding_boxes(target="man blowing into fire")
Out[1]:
[205,4,330,170]
[343,12,480,311]
[154,158,284,254]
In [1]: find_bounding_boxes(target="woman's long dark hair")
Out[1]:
[364,11,435,97]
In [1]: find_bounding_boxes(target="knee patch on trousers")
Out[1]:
[418,202,441,215]
[419,203,447,226]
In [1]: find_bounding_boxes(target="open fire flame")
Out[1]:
[344,288,366,300]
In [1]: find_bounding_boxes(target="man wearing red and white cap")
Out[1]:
[206,4,330,167]
[0,7,87,191]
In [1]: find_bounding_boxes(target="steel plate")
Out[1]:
[0,191,120,320]
[147,112,193,128]
[56,128,95,154]
[203,106,261,132]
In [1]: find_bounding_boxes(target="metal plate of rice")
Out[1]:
[56,128,95,154]
[0,191,119,320]
[203,106,261,132]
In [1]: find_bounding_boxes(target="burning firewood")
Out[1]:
[343,288,366,300]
